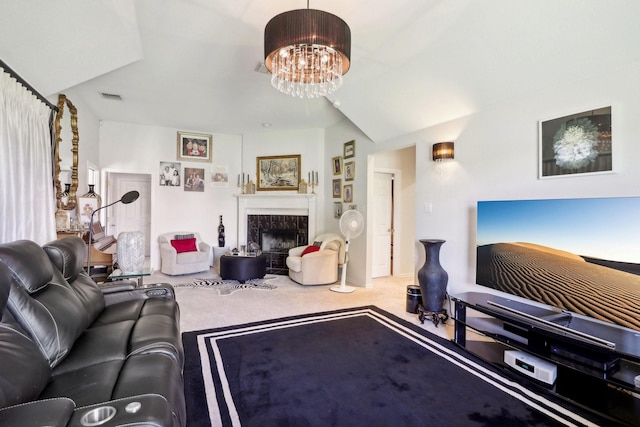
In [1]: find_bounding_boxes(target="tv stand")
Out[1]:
[452,292,640,426]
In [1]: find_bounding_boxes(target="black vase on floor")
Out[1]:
[417,239,449,326]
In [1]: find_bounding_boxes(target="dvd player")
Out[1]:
[549,344,619,372]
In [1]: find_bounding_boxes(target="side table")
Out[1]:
[108,267,153,287]
[213,247,229,274]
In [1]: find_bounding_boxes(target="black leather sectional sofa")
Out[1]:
[0,237,185,427]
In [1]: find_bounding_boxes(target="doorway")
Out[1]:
[105,172,152,256]
[372,172,394,278]
[368,145,416,284]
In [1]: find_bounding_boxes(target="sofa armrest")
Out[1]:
[159,242,178,257]
[288,245,307,257]
[103,283,176,306]
[300,249,338,265]
[99,280,138,294]
[198,241,211,253]
[69,394,174,427]
[0,398,75,426]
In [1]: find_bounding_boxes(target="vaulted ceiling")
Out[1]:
[2,1,640,142]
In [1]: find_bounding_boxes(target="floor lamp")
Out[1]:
[86,190,140,273]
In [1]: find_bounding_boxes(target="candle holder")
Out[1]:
[246,180,256,194]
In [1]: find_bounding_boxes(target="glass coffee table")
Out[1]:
[108,267,153,286]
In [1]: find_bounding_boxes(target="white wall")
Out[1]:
[241,128,327,238]
[325,120,376,286]
[376,60,640,296]
[98,123,331,270]
[99,121,241,269]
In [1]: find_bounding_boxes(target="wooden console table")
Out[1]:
[452,292,640,425]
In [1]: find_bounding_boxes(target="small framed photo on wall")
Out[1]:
[177,131,212,162]
[184,167,205,192]
[343,140,355,159]
[332,156,342,175]
[343,184,353,203]
[332,179,342,198]
[159,161,181,186]
[344,161,355,181]
[334,202,343,219]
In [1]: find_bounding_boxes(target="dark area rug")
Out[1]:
[182,306,612,427]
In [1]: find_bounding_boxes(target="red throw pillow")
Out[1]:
[170,238,197,253]
[301,245,320,256]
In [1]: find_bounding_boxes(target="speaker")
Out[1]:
[504,350,557,385]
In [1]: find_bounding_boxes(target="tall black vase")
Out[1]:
[417,239,449,326]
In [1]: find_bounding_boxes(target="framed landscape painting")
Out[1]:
[539,106,612,178]
[177,131,212,162]
[257,154,300,191]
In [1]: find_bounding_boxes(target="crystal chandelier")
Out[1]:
[264,5,351,99]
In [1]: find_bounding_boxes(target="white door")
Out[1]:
[108,173,152,255]
[372,172,393,277]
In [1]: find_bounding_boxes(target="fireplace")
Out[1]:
[236,194,316,275]
[260,229,298,252]
[248,214,308,275]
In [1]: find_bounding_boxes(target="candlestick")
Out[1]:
[315,171,318,185]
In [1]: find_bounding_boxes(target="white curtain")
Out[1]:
[0,68,56,244]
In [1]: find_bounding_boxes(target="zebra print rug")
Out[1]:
[175,274,278,295]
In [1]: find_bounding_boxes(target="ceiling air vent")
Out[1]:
[100,92,123,101]
[254,63,269,74]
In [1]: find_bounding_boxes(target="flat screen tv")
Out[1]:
[476,197,640,332]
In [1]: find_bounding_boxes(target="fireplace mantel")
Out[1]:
[235,194,316,247]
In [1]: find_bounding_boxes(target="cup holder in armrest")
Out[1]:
[79,406,116,426]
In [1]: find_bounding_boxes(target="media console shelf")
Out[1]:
[452,292,640,426]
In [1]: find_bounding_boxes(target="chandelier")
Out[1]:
[264,5,351,99]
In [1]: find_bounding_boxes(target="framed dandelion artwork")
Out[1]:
[539,106,612,178]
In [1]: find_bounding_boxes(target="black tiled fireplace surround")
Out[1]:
[247,214,308,275]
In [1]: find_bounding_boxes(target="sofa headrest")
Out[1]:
[0,240,53,294]
[0,261,10,314]
[43,237,86,282]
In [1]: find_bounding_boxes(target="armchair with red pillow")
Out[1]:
[158,232,211,275]
[286,233,345,285]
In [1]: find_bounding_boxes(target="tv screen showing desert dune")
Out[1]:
[476,197,640,331]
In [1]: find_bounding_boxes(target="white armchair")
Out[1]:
[286,233,345,285]
[158,232,211,275]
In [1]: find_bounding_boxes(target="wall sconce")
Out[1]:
[432,142,454,161]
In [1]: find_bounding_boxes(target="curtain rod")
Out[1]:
[0,58,58,112]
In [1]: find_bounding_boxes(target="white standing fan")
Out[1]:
[331,209,365,293]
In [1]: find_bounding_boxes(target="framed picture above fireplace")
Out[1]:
[257,154,301,191]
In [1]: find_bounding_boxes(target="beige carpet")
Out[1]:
[143,268,453,340]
